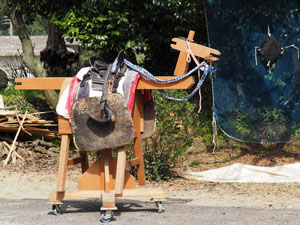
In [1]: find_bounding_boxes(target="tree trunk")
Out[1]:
[40,22,79,75]
[47,22,67,50]
[4,3,58,109]
[40,23,66,72]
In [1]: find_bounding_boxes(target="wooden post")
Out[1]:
[56,134,70,192]
[115,146,126,195]
[103,150,111,193]
[173,30,195,76]
[79,151,89,174]
[101,149,117,210]
[132,90,146,186]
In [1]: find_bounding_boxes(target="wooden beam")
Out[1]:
[136,76,194,90]
[125,158,140,169]
[49,188,165,201]
[58,116,72,134]
[67,157,83,166]
[171,38,221,62]
[118,188,165,199]
[78,155,136,191]
[15,78,72,90]
[0,127,59,139]
[15,77,194,91]
[104,150,111,193]
[79,151,89,174]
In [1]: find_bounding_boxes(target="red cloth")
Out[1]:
[127,74,141,114]
[127,74,152,114]
[66,75,80,118]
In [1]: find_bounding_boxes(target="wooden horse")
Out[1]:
[15,30,220,222]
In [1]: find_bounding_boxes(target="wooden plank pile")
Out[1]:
[0,110,59,139]
[0,96,60,167]
[0,110,60,167]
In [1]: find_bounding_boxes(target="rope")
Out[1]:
[159,73,208,101]
[212,111,218,152]
[112,48,216,102]
[186,40,203,112]
[125,59,213,101]
[124,60,215,101]
[123,59,212,83]
[285,44,300,59]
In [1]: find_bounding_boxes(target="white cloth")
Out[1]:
[185,163,300,183]
[56,85,70,119]
[76,67,90,80]
[56,67,91,119]
[56,67,127,119]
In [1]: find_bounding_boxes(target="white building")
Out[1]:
[0,36,79,79]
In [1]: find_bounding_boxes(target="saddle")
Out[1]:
[70,61,135,151]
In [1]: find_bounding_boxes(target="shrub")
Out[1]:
[0,86,55,121]
[139,89,198,181]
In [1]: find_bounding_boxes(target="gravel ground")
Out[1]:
[1,169,300,224]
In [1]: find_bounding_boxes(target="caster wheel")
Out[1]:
[155,201,165,213]
[52,204,62,215]
[100,210,113,223]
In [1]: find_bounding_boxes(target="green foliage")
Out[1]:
[0,86,36,113]
[139,90,197,181]
[50,139,60,148]
[0,3,47,35]
[27,15,47,35]
[4,0,82,23]
[143,150,172,181]
[197,113,214,144]
[52,0,207,74]
[0,86,53,120]
[235,110,252,136]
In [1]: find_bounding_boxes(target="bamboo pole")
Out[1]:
[3,111,27,167]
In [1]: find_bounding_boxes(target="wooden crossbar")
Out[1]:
[15,76,194,90]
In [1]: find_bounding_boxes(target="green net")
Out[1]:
[205,0,300,143]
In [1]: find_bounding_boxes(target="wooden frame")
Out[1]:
[15,30,220,216]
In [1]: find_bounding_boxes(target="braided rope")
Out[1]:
[123,59,211,83]
[159,72,208,101]
[112,56,215,101]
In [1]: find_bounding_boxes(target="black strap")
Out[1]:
[87,64,114,123]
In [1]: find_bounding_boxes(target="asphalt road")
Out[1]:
[1,198,300,225]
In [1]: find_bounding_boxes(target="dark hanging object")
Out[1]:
[258,35,284,67]
[255,27,300,73]
[255,26,285,72]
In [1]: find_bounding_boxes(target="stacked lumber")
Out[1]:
[0,110,59,139]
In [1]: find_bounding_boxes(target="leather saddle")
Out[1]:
[70,63,135,151]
